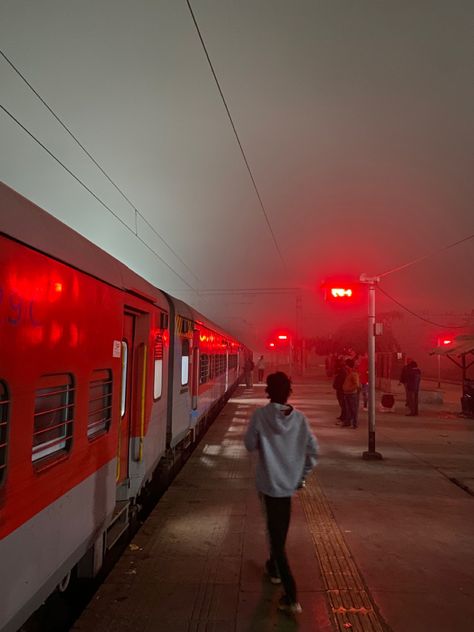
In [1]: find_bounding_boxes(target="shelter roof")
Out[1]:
[430,335,474,357]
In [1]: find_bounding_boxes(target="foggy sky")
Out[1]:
[1,0,473,349]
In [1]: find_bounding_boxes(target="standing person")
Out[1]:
[244,372,318,615]
[342,359,360,428]
[406,361,421,416]
[357,352,369,410]
[399,358,412,407]
[244,356,254,388]
[332,360,348,422]
[256,355,266,383]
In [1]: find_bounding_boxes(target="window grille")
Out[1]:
[33,374,74,463]
[218,355,225,375]
[229,354,238,370]
[200,354,209,385]
[0,381,9,485]
[88,369,113,438]
[208,354,215,380]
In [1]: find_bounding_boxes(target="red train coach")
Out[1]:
[0,183,245,632]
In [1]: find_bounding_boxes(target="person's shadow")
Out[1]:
[244,561,300,632]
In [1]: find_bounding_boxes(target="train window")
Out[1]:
[120,341,128,417]
[0,381,9,485]
[33,374,74,463]
[88,369,113,439]
[181,339,190,387]
[229,354,238,370]
[154,333,163,400]
[208,354,215,380]
[218,355,225,375]
[199,354,209,385]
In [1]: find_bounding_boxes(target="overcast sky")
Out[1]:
[1,0,473,348]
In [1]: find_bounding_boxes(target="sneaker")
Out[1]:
[278,596,302,614]
[265,560,281,584]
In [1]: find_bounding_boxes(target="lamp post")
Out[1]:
[360,274,383,460]
[437,336,441,388]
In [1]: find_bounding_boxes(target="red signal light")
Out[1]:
[321,280,359,304]
[269,342,275,348]
[442,338,452,345]
[277,334,288,340]
[330,287,353,298]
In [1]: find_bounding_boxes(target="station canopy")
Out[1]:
[430,335,474,358]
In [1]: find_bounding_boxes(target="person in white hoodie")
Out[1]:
[244,371,318,615]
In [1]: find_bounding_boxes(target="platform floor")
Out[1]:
[73,376,474,632]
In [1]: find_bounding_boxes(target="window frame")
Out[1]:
[153,332,164,400]
[32,373,74,465]
[87,369,113,440]
[199,353,209,385]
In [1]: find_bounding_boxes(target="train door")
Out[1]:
[117,313,135,488]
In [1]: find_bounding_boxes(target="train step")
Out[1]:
[106,500,130,549]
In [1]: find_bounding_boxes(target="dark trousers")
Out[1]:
[258,369,264,382]
[261,494,297,603]
[336,389,346,419]
[344,392,359,427]
[407,390,419,415]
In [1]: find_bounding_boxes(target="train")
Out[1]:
[0,182,248,632]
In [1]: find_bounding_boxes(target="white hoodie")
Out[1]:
[244,402,318,497]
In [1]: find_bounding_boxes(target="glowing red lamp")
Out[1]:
[330,287,353,298]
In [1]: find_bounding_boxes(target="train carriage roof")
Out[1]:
[167,294,239,343]
[0,182,166,306]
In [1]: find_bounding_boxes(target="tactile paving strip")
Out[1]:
[300,478,388,632]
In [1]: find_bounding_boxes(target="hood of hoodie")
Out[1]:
[260,402,295,434]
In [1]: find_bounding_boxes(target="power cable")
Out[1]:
[186,0,287,269]
[0,49,202,287]
[196,287,301,295]
[0,103,197,291]
[377,233,474,279]
[377,285,466,329]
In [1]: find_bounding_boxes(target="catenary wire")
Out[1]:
[0,49,202,287]
[186,0,287,269]
[377,233,474,279]
[0,103,198,292]
[377,285,466,329]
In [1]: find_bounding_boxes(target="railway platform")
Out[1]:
[72,373,474,632]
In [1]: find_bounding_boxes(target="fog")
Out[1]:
[1,0,473,355]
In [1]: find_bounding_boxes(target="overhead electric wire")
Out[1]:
[0,103,197,291]
[196,287,301,295]
[186,0,287,269]
[0,49,202,287]
[377,285,466,329]
[377,233,474,279]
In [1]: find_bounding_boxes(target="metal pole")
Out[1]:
[437,336,441,388]
[361,275,383,460]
